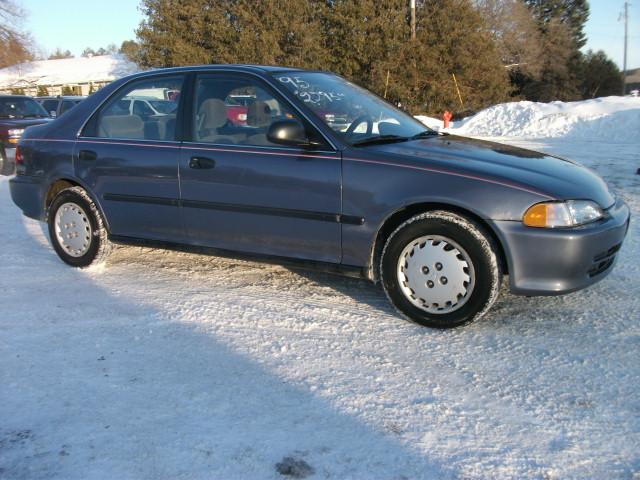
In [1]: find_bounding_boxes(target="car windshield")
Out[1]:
[0,97,49,119]
[273,72,433,146]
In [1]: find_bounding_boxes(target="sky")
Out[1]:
[19,0,640,71]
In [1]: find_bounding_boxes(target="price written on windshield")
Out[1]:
[277,76,345,105]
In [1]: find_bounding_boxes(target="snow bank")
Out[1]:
[425,97,640,143]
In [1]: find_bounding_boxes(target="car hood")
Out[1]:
[361,134,615,208]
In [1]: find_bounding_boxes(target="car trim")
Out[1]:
[181,143,339,158]
[25,137,340,158]
[103,193,364,225]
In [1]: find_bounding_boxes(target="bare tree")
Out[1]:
[0,0,33,68]
[0,0,23,42]
[475,0,544,79]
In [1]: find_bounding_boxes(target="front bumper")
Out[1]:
[1,145,16,176]
[492,199,630,295]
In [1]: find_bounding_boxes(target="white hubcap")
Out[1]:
[54,202,92,257]
[397,235,475,314]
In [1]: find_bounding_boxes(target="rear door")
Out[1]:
[76,74,185,242]
[178,72,343,263]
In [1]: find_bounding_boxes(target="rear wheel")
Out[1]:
[47,186,112,267]
[380,211,501,328]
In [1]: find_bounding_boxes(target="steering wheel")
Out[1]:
[345,114,374,137]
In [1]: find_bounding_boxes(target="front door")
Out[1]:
[179,73,342,263]
[76,75,185,242]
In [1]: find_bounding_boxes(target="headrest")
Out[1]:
[199,99,227,129]
[247,100,272,128]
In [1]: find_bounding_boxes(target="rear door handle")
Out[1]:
[78,150,97,161]
[189,156,216,169]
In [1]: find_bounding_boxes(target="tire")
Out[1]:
[47,186,112,267]
[380,211,501,328]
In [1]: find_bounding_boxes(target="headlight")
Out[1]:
[7,128,25,144]
[523,200,604,228]
[8,128,24,137]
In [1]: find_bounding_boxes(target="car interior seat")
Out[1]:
[197,99,237,144]
[244,100,273,146]
[99,115,145,139]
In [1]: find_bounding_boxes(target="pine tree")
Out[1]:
[524,0,589,48]
[48,48,74,60]
[36,85,48,96]
[134,0,510,114]
[519,17,578,101]
[519,0,590,101]
[120,40,140,62]
[580,50,623,99]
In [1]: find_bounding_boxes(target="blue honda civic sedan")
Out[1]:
[9,65,630,328]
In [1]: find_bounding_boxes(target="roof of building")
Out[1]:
[0,54,139,89]
[625,68,640,84]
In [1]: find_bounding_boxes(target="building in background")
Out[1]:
[625,68,640,95]
[0,55,139,97]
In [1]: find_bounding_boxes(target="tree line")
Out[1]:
[1,0,625,115]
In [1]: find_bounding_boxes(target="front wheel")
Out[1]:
[380,211,501,328]
[47,186,112,267]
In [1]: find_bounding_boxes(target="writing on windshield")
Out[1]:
[277,75,345,106]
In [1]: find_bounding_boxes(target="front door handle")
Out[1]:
[78,150,97,161]
[189,156,216,169]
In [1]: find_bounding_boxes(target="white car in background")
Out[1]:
[111,96,178,118]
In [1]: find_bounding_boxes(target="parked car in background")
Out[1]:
[36,96,86,118]
[8,65,630,328]
[225,94,250,125]
[110,96,178,119]
[0,95,51,175]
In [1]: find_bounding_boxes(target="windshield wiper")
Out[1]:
[351,135,410,147]
[410,130,440,139]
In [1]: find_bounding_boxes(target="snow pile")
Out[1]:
[438,96,640,142]
[0,54,139,88]
[414,115,444,131]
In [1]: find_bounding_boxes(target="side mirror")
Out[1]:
[267,119,317,148]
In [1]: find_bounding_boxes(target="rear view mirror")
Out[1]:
[267,119,316,148]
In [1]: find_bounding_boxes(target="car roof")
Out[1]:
[131,64,306,80]
[0,95,38,99]
[37,96,86,100]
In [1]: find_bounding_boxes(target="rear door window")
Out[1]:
[92,75,184,141]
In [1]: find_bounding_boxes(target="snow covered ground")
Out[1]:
[1,99,639,479]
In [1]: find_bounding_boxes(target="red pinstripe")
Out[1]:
[25,138,551,198]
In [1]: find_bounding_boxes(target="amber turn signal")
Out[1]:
[523,203,549,227]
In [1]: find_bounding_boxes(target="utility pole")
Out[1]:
[622,1,629,95]
[410,0,416,40]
